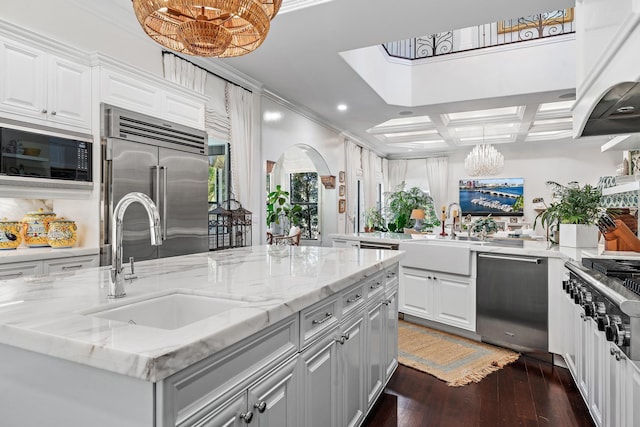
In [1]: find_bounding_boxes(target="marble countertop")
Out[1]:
[0,246,401,382]
[329,232,415,244]
[332,232,574,259]
[0,246,99,263]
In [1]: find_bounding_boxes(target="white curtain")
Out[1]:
[345,140,361,233]
[425,157,449,212]
[205,107,230,141]
[381,158,389,195]
[227,83,255,210]
[361,148,378,210]
[388,159,408,191]
[162,53,207,93]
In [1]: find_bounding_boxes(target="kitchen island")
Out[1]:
[0,245,402,427]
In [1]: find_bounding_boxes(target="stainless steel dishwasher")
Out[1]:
[476,252,548,352]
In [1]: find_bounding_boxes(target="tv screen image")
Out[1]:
[459,178,524,216]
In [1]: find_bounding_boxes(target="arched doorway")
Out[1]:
[268,144,331,245]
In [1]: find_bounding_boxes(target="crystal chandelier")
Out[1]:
[132,0,281,58]
[464,144,504,176]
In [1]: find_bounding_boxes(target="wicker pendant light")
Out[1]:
[132,0,281,58]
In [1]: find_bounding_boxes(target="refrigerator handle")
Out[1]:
[152,165,161,208]
[161,165,168,240]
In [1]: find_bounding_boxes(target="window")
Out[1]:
[290,172,319,240]
[208,140,230,205]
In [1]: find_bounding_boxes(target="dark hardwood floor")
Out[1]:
[363,356,594,427]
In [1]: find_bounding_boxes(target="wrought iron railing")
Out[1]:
[383,8,574,60]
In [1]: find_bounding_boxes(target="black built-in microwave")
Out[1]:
[0,127,91,182]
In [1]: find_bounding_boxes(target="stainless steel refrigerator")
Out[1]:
[100,105,208,265]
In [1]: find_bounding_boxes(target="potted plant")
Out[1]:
[471,215,498,240]
[384,183,440,233]
[266,184,301,234]
[534,181,603,247]
[364,207,385,232]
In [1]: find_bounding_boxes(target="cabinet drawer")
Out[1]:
[341,283,366,317]
[367,272,385,299]
[0,261,42,280]
[385,266,399,287]
[301,295,340,348]
[42,255,99,274]
[159,315,298,427]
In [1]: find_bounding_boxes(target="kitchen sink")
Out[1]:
[86,292,248,330]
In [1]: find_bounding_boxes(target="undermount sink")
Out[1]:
[87,292,248,330]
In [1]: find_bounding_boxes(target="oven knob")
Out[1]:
[597,314,609,332]
[614,324,631,347]
[562,280,569,291]
[583,303,594,318]
[605,325,615,341]
[595,302,606,316]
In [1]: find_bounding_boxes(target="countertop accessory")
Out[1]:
[0,218,22,250]
[21,208,57,247]
[410,208,425,232]
[47,218,77,249]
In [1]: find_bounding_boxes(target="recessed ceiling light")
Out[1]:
[263,111,283,122]
[337,104,348,111]
[399,110,413,116]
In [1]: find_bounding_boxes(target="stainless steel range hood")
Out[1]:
[580,81,640,137]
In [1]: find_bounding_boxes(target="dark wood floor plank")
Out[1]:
[363,358,594,427]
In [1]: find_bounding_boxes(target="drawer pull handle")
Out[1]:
[370,282,382,290]
[62,264,83,271]
[239,411,253,423]
[254,401,267,413]
[0,272,24,280]
[336,332,350,345]
[346,294,361,304]
[312,312,333,325]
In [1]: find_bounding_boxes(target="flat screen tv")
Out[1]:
[459,178,524,216]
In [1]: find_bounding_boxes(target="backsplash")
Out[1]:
[0,198,54,221]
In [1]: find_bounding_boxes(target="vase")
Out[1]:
[559,224,599,248]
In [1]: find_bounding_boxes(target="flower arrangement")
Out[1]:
[471,216,498,239]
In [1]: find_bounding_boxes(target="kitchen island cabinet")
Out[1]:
[0,246,401,426]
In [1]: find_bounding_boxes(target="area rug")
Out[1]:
[398,320,520,387]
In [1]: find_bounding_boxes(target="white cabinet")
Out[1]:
[365,293,385,409]
[299,332,339,427]
[339,311,366,427]
[299,269,399,427]
[399,267,435,320]
[605,343,627,427]
[0,254,99,279]
[399,266,475,331]
[626,358,640,427]
[0,260,42,280]
[42,255,99,274]
[0,37,91,132]
[96,59,206,130]
[434,273,475,331]
[184,357,299,427]
[245,357,299,427]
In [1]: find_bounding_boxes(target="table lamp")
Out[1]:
[410,209,425,232]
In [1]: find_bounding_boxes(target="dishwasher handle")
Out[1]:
[478,253,542,264]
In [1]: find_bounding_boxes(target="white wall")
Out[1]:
[404,139,620,235]
[261,96,343,245]
[2,1,163,76]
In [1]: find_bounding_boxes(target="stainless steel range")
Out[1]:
[565,258,640,361]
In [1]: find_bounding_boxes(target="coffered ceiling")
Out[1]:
[99,0,591,158]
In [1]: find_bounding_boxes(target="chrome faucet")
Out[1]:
[110,192,162,298]
[446,202,461,238]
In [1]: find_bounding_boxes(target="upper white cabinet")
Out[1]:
[94,55,207,130]
[0,37,91,132]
